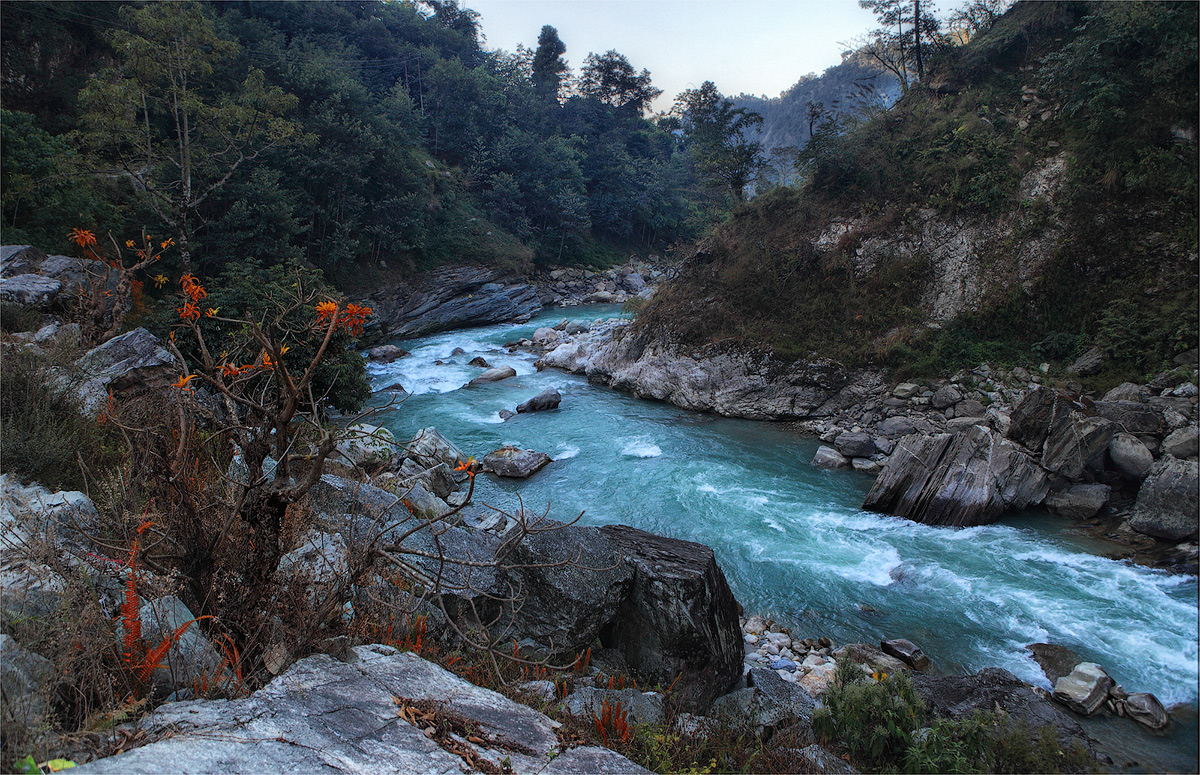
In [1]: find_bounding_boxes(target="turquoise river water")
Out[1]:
[362,304,1198,766]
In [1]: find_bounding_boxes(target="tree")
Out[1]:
[578,51,662,116]
[79,2,301,272]
[857,0,944,91]
[674,81,765,202]
[947,0,1013,44]
[531,25,569,102]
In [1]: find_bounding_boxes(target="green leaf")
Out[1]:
[46,760,77,772]
[13,755,40,774]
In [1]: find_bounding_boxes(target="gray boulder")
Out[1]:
[0,274,61,307]
[912,667,1091,751]
[397,458,457,500]
[1124,692,1169,730]
[1044,483,1110,520]
[0,633,53,730]
[1067,346,1104,376]
[795,744,859,774]
[516,388,562,413]
[1093,400,1164,435]
[1107,432,1153,479]
[880,638,930,670]
[1008,387,1076,452]
[863,426,1049,527]
[128,596,231,700]
[1,245,48,276]
[811,446,850,470]
[931,385,962,410]
[892,383,920,399]
[1042,414,1114,481]
[405,427,468,472]
[877,415,917,437]
[1102,382,1150,403]
[482,446,551,478]
[1051,662,1113,716]
[72,327,180,416]
[470,365,518,385]
[76,645,646,775]
[563,686,665,725]
[1162,426,1199,459]
[367,344,408,363]
[598,524,743,711]
[955,399,987,418]
[834,431,876,459]
[335,422,398,468]
[710,667,817,739]
[1129,458,1199,539]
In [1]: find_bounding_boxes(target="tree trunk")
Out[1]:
[914,0,925,82]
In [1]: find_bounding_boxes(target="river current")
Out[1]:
[362,305,1198,722]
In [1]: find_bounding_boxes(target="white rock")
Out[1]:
[744,633,758,644]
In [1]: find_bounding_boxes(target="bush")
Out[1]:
[813,657,926,772]
[1,302,43,334]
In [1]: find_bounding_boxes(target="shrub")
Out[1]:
[813,657,926,772]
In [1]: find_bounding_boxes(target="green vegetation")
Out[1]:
[636,0,1198,387]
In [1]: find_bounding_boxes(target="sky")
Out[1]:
[468,0,883,112]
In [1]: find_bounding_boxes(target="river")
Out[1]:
[362,304,1198,766]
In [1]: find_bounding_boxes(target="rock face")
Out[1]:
[1128,458,1199,539]
[863,425,1049,527]
[597,525,743,711]
[516,388,561,413]
[1051,662,1113,716]
[912,668,1091,751]
[365,266,541,341]
[75,645,646,774]
[482,446,551,478]
[71,327,180,416]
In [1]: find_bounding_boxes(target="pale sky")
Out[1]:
[468,0,882,112]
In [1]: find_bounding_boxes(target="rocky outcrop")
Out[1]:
[363,266,541,342]
[75,645,647,774]
[563,686,665,725]
[1,244,117,310]
[862,425,1049,527]
[1043,483,1110,519]
[598,525,743,711]
[912,667,1092,751]
[1128,458,1199,539]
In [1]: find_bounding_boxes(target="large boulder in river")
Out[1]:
[833,431,875,459]
[912,668,1092,752]
[597,525,743,711]
[862,425,1049,527]
[71,327,180,416]
[362,265,542,341]
[1051,662,1113,716]
[1128,457,1199,539]
[482,446,551,478]
[367,344,408,363]
[469,365,517,385]
[516,388,561,413]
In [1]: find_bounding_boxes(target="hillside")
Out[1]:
[638,0,1198,394]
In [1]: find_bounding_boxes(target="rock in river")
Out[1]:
[1128,457,1199,539]
[516,388,561,413]
[482,446,551,478]
[1052,662,1113,716]
[469,365,517,385]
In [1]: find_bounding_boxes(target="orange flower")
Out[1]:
[453,457,478,478]
[221,364,242,378]
[205,307,218,318]
[315,300,338,323]
[160,238,175,249]
[260,353,274,369]
[69,228,97,248]
[171,374,198,390]
[179,302,201,321]
[126,240,136,248]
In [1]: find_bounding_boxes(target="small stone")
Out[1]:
[744,633,758,644]
[1124,693,1169,730]
[770,659,798,671]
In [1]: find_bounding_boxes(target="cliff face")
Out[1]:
[631,1,1198,394]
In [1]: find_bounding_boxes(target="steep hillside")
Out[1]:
[638,1,1198,393]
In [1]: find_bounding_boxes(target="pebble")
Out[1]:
[744,633,758,644]
[763,643,780,656]
[771,659,798,671]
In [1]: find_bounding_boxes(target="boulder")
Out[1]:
[876,415,917,437]
[367,344,408,363]
[1162,426,1199,459]
[0,274,61,306]
[1051,662,1113,716]
[1102,382,1150,403]
[0,633,53,729]
[1106,432,1153,479]
[913,668,1091,750]
[516,388,562,413]
[1093,401,1165,435]
[468,356,491,368]
[1066,346,1104,376]
[955,399,987,418]
[1124,692,1169,730]
[1043,483,1110,519]
[72,327,180,416]
[892,383,920,399]
[880,639,930,670]
[863,426,1049,527]
[335,422,397,468]
[798,662,837,698]
[469,365,518,385]
[405,427,468,472]
[1129,458,1199,539]
[598,524,743,711]
[1008,387,1076,452]
[364,265,542,341]
[563,687,664,725]
[128,596,231,700]
[931,385,962,410]
[794,744,859,774]
[709,667,816,739]
[532,327,560,345]
[1042,414,1114,481]
[811,446,850,470]
[396,458,457,500]
[75,646,645,775]
[1025,643,1082,685]
[1,245,48,276]
[482,446,551,478]
[834,431,875,459]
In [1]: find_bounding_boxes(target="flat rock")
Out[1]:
[469,365,517,385]
[863,425,1049,527]
[598,524,743,711]
[482,446,551,478]
[1129,457,1199,539]
[1052,662,1113,716]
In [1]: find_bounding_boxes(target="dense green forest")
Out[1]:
[1,0,766,284]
